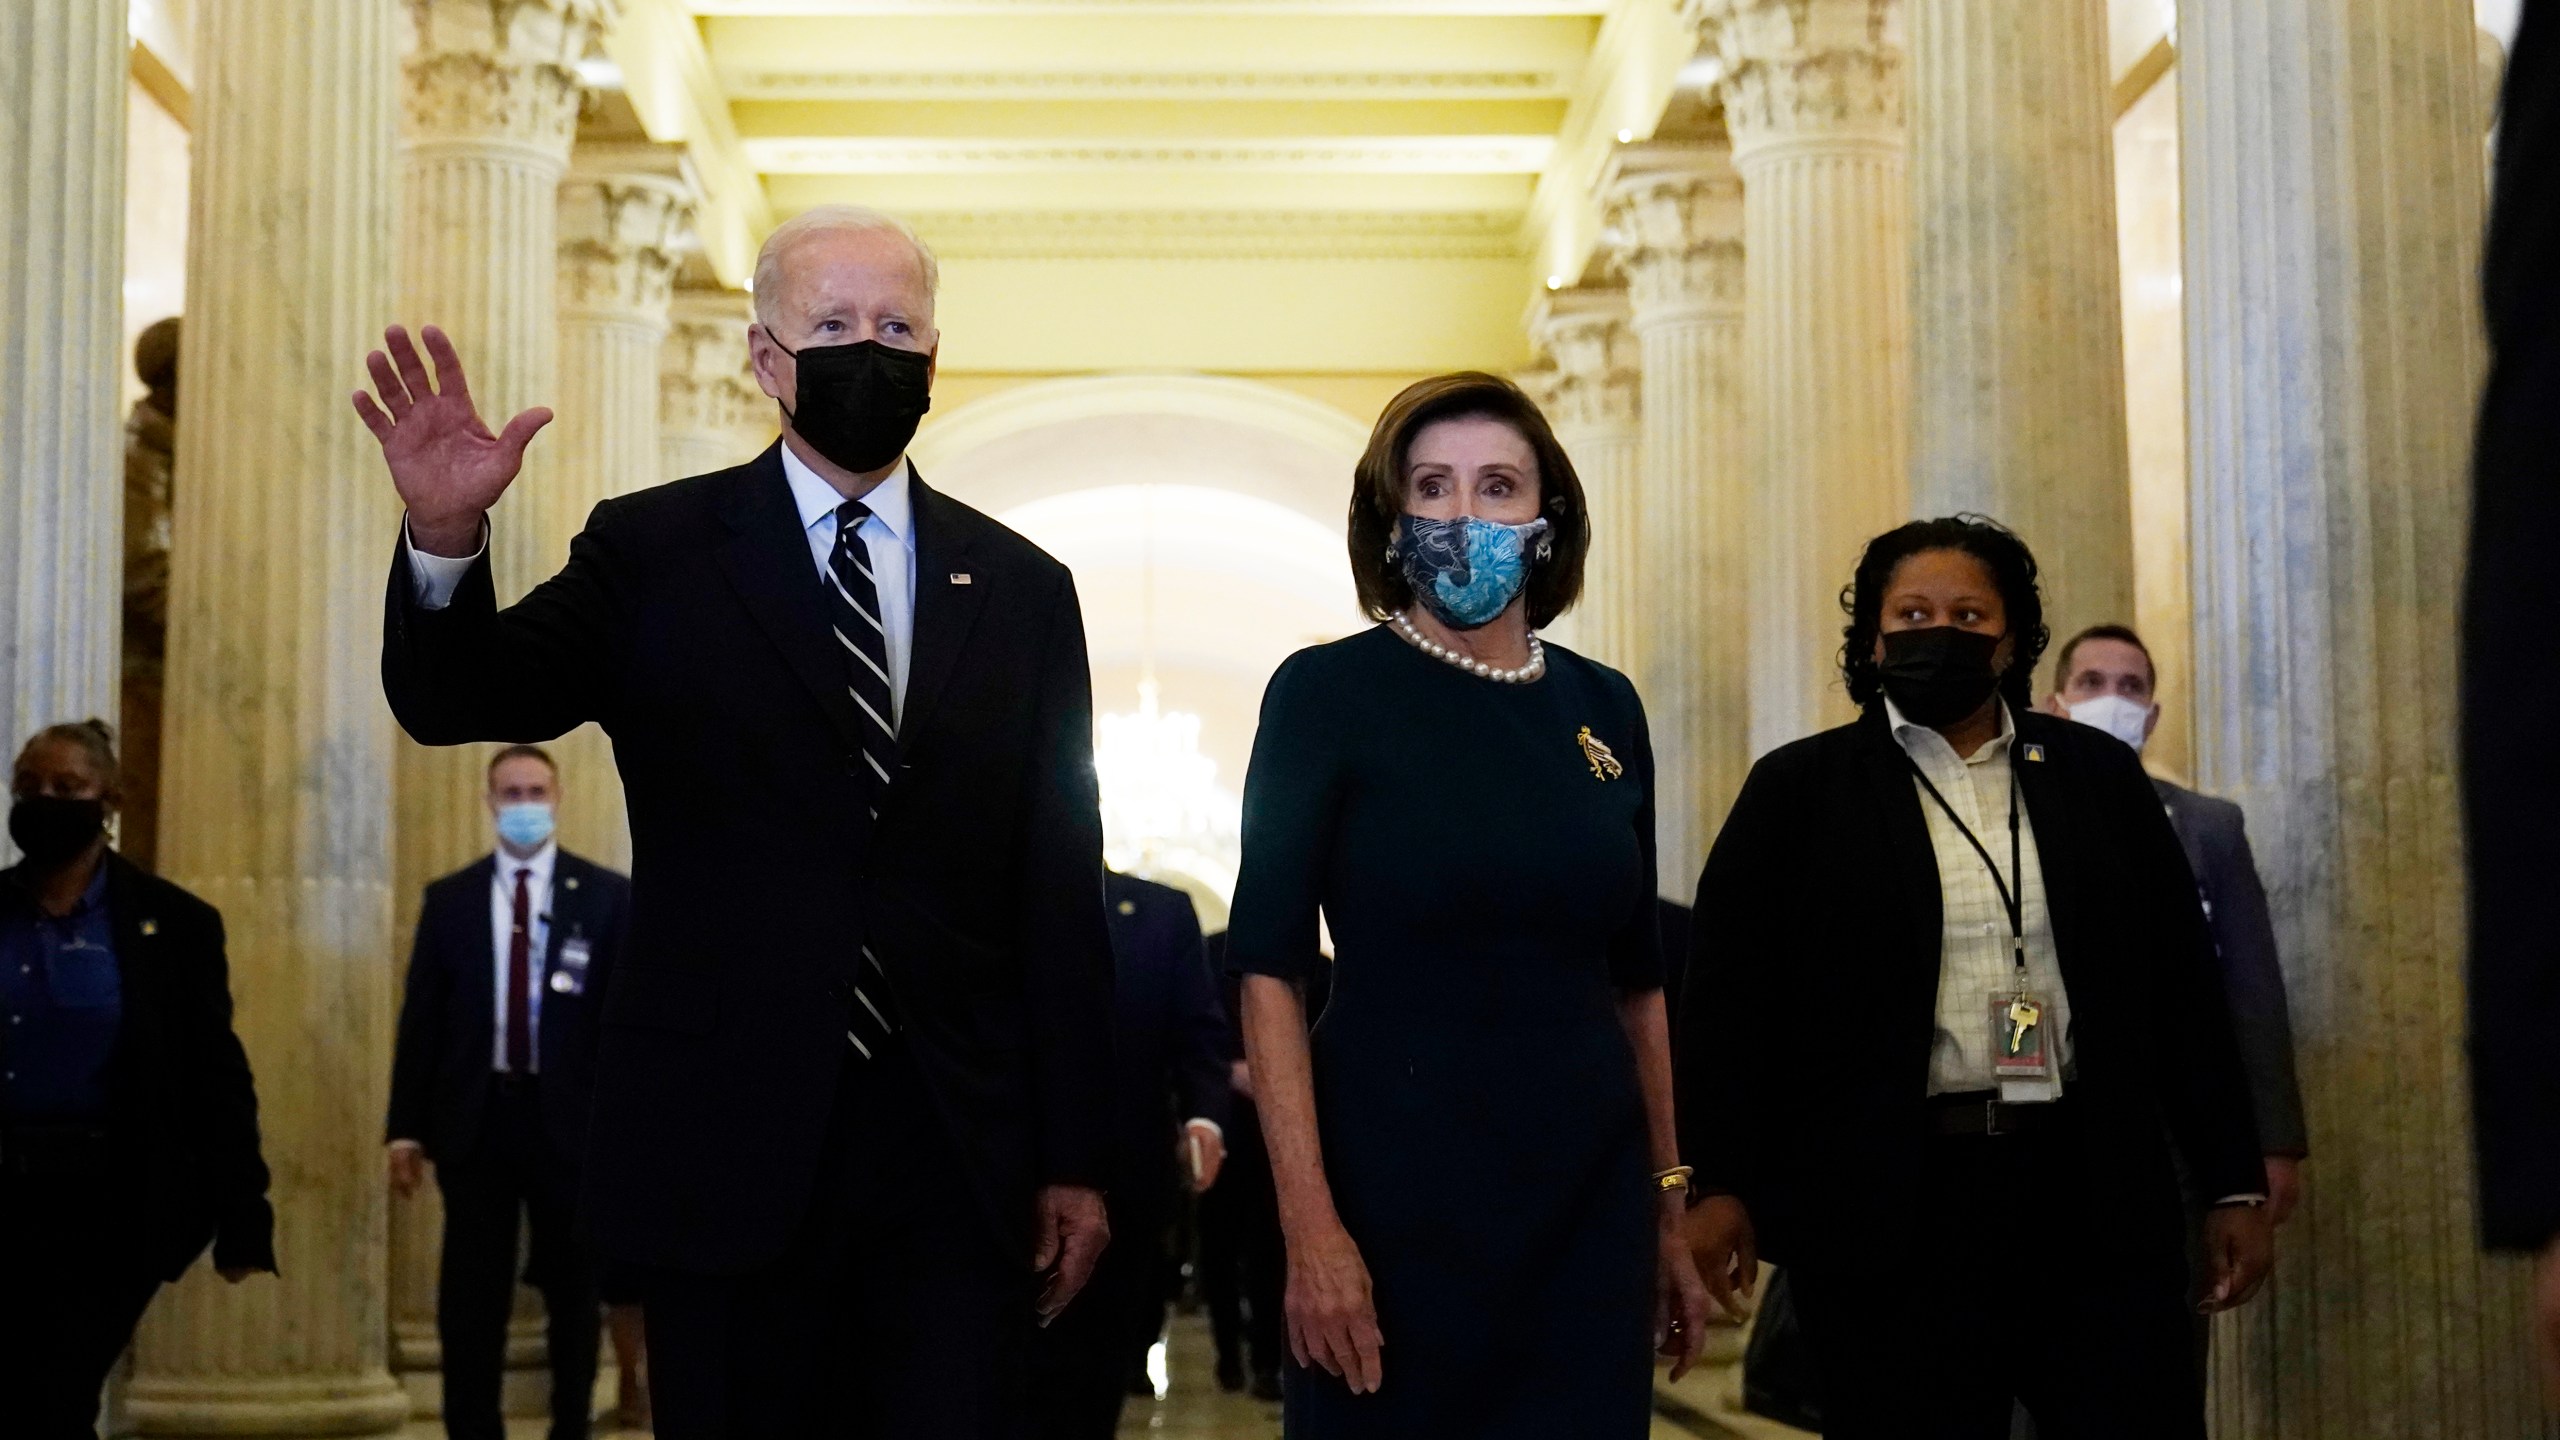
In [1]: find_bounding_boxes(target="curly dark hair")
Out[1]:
[1345,372,1590,630]
[1838,515,2049,714]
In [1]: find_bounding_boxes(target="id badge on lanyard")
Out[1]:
[1909,756,2050,1081]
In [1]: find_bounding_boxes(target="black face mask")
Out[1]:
[1877,626,2006,728]
[772,335,933,475]
[10,795,105,868]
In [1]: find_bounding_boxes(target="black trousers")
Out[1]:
[642,1041,1036,1439]
[436,1077,600,1440]
[1196,1107,1284,1380]
[0,1164,165,1440]
[1789,1115,2202,1440]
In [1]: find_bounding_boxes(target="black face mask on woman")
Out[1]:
[1877,626,2005,727]
[9,795,105,868]
[771,335,933,474]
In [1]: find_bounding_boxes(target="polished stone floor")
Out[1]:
[397,1311,1731,1438]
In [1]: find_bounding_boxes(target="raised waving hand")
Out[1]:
[351,325,552,556]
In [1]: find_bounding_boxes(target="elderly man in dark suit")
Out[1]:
[386,744,632,1440]
[353,203,1117,1437]
[1032,870,1230,1437]
[2045,624,2311,1220]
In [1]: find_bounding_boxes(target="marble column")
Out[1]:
[661,287,760,484]
[0,2,127,764]
[1907,0,2132,649]
[548,157,691,868]
[122,0,412,1431]
[389,0,604,1387]
[1690,0,1909,754]
[1526,288,1641,674]
[1600,141,1750,896]
[2181,3,2539,1436]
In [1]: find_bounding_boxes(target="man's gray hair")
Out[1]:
[751,205,940,329]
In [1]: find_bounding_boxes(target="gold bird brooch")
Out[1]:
[1577,726,1624,782]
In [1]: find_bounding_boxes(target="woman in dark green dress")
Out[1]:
[1226,373,1710,1438]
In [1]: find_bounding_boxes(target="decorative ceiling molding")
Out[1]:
[723,69,1569,100]
[742,135,1556,173]
[902,208,1526,259]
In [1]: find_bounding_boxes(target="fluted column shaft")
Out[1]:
[1694,0,1909,754]
[1528,292,1642,673]
[124,0,411,1432]
[0,2,127,760]
[2181,4,2534,1436]
[1602,147,1750,895]
[1907,0,2131,645]
[661,288,762,484]
[548,168,690,868]
[389,0,604,1383]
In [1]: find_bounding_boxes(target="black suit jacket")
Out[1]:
[2466,0,2560,1253]
[1102,873,1228,1206]
[381,446,1116,1274]
[1676,709,2262,1270]
[2154,779,2309,1159]
[385,849,632,1168]
[0,855,275,1280]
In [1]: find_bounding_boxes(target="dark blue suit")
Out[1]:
[1033,872,1229,1438]
[387,848,630,1440]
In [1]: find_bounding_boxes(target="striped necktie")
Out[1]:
[825,498,900,1061]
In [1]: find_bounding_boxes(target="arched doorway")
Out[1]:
[914,376,1373,921]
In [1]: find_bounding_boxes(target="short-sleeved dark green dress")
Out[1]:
[1225,625,1664,1438]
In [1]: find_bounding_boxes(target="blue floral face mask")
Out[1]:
[1391,513,1550,631]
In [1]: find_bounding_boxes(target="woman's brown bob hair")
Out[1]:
[1346,371,1591,630]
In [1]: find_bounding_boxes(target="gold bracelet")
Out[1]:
[1652,1164,1695,1193]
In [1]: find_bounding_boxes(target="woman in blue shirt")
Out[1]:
[0,720,274,1439]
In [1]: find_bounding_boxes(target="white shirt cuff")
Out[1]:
[1183,1118,1224,1143]
[404,517,486,611]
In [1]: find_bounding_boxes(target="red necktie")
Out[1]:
[506,867,533,1072]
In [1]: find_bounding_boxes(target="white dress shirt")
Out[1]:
[488,841,556,1074]
[1886,697,2074,1104]
[402,443,921,723]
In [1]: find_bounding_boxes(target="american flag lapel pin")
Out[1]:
[950,572,973,585]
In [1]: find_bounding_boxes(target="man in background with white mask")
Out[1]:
[386,745,633,1440]
[2046,626,2309,1225]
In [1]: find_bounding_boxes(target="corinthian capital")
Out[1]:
[1684,0,1905,159]
[559,151,696,321]
[662,289,763,435]
[1528,289,1640,431]
[401,0,612,160]
[1598,142,1745,322]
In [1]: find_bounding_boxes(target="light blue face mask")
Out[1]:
[1392,513,1550,630]
[495,802,555,851]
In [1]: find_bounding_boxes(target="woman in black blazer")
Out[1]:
[0,720,273,1439]
[1678,518,2271,1440]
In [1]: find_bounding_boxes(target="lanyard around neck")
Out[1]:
[1904,751,2026,978]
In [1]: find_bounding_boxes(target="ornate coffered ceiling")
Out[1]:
[683,1,1608,268]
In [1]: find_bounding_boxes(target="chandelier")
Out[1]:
[1095,677,1241,902]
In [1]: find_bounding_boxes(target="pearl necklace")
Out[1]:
[1389,610,1546,684]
